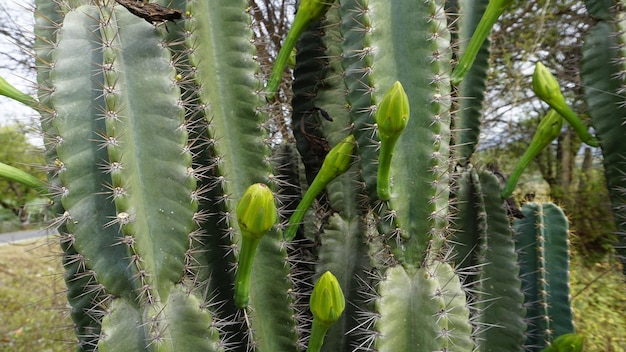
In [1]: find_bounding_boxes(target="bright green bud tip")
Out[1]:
[375,81,410,139]
[532,62,563,105]
[310,271,345,327]
[298,0,337,24]
[540,333,584,352]
[320,134,356,179]
[236,183,277,240]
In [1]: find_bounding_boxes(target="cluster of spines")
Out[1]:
[513,202,573,351]
[184,0,301,350]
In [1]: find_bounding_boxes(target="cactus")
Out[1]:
[7,0,619,351]
[581,0,626,274]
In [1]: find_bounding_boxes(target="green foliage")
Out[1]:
[0,125,47,227]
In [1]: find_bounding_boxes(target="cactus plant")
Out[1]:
[0,0,615,351]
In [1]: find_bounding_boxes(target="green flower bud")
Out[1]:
[532,62,599,147]
[540,333,584,352]
[310,271,345,328]
[532,62,564,105]
[236,183,277,240]
[266,0,337,99]
[319,134,356,181]
[375,81,410,201]
[502,109,563,198]
[375,81,410,140]
[284,135,356,241]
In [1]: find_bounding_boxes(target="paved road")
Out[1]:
[0,228,57,245]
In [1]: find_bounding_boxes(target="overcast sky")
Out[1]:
[0,0,40,143]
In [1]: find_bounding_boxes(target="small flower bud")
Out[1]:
[532,62,564,105]
[318,134,356,182]
[298,0,337,24]
[541,333,584,352]
[310,271,345,328]
[375,81,410,140]
[236,183,277,240]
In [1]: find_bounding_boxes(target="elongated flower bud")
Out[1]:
[0,76,37,108]
[532,62,599,147]
[307,271,345,352]
[533,62,563,105]
[234,183,277,308]
[236,183,277,240]
[375,81,410,140]
[502,109,563,198]
[540,333,584,352]
[266,0,338,99]
[375,81,410,200]
[319,134,356,181]
[283,135,356,241]
[310,271,345,326]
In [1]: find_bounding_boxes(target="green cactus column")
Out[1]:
[45,3,218,350]
[514,203,574,351]
[184,0,298,350]
[581,0,626,273]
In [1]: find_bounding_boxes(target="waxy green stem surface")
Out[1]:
[451,0,514,84]
[266,0,336,99]
[234,237,261,308]
[502,109,563,198]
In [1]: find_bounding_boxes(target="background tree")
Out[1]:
[477,0,615,260]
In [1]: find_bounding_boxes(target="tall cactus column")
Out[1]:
[46,3,218,350]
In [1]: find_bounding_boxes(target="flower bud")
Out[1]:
[298,0,337,24]
[532,62,564,106]
[375,81,410,140]
[540,333,584,352]
[318,134,356,182]
[236,183,277,240]
[310,271,345,328]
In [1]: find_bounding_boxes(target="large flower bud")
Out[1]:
[375,81,410,140]
[310,271,345,327]
[236,183,277,240]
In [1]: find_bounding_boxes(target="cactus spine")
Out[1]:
[23,0,617,351]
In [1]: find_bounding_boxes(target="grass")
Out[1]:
[0,236,625,351]
[0,238,75,351]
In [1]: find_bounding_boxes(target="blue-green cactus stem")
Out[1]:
[375,262,473,351]
[514,203,573,350]
[581,10,626,274]
[532,62,599,147]
[454,168,526,351]
[363,0,452,266]
[502,109,563,198]
[186,0,298,349]
[51,5,138,300]
[284,134,356,241]
[453,0,491,163]
[451,0,513,84]
[265,0,337,99]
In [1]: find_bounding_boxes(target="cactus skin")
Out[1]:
[25,0,594,351]
[514,203,574,351]
[581,0,626,275]
[452,0,492,164]
[453,168,526,351]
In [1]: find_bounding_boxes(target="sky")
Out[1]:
[0,0,40,144]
